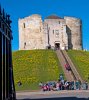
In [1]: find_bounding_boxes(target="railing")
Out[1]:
[61,50,83,82]
[60,50,77,80]
[0,5,16,100]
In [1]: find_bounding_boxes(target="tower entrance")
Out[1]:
[55,43,60,50]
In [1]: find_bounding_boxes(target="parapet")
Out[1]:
[19,14,42,22]
[64,16,82,24]
[64,16,81,21]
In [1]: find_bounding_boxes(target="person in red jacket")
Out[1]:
[65,63,71,71]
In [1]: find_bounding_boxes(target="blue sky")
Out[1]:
[1,0,89,51]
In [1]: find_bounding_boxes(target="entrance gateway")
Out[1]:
[55,42,60,50]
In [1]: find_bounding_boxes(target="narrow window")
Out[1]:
[23,23,25,28]
[55,30,59,37]
[53,30,54,34]
[59,21,60,24]
[24,42,26,49]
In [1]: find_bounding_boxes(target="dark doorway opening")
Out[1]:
[55,43,60,50]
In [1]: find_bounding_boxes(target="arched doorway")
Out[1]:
[55,42,60,50]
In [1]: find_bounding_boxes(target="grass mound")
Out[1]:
[13,50,63,91]
[67,50,89,82]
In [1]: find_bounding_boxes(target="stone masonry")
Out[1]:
[19,14,82,50]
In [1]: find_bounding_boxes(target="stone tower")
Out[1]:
[64,17,82,50]
[18,14,82,50]
[19,14,45,50]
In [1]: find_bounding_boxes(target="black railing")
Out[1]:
[0,5,16,100]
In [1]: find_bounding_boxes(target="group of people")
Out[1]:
[39,74,88,91]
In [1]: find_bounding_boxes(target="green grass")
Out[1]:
[13,50,64,91]
[67,50,89,82]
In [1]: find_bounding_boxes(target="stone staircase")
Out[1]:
[56,50,74,81]
[62,50,83,82]
[56,50,82,82]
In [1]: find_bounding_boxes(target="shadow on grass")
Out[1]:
[18,97,89,100]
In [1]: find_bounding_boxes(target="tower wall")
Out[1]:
[64,17,82,50]
[44,19,68,50]
[19,14,45,50]
[18,15,83,50]
[19,19,25,50]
